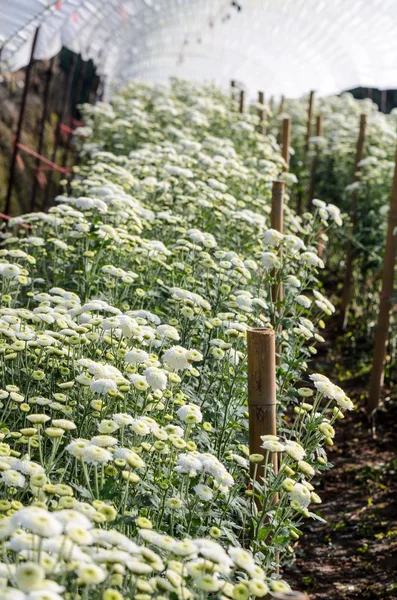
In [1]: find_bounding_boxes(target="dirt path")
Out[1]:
[286,400,397,599]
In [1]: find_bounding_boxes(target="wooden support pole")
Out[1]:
[43,52,77,210]
[271,180,285,311]
[4,27,40,215]
[29,56,55,212]
[305,90,315,152]
[239,89,245,114]
[271,180,285,236]
[258,90,266,134]
[247,329,277,476]
[279,95,285,114]
[340,113,367,329]
[307,114,323,210]
[367,142,397,414]
[281,117,291,171]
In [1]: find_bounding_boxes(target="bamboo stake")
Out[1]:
[4,27,40,215]
[367,142,397,414]
[239,89,245,114]
[340,113,367,329]
[281,117,291,171]
[305,90,315,152]
[271,181,285,240]
[271,180,285,364]
[247,329,277,477]
[258,91,266,135]
[306,114,323,210]
[230,80,236,103]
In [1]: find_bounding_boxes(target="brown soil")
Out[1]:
[286,398,397,600]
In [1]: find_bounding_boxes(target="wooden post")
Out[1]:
[307,114,323,209]
[340,113,367,329]
[43,52,77,210]
[281,117,291,171]
[305,90,315,151]
[230,80,236,103]
[239,89,245,114]
[271,180,285,236]
[279,94,285,114]
[367,142,397,414]
[271,180,285,324]
[258,91,266,134]
[4,27,40,215]
[29,56,55,212]
[247,329,277,475]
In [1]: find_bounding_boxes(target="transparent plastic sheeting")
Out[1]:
[1,0,397,97]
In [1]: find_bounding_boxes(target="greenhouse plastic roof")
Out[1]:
[1,0,397,97]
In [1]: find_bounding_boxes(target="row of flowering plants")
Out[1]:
[267,92,397,330]
[0,79,352,599]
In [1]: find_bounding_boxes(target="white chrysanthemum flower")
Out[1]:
[66,439,89,459]
[77,563,106,585]
[312,198,326,208]
[13,507,63,537]
[261,436,285,452]
[90,378,117,395]
[296,295,311,308]
[284,440,306,461]
[114,448,145,469]
[14,561,45,592]
[1,469,25,488]
[112,413,134,426]
[156,324,180,341]
[263,228,284,246]
[0,263,22,279]
[193,484,213,501]
[289,482,311,508]
[125,348,150,365]
[98,419,119,434]
[162,345,191,371]
[90,435,118,447]
[143,366,168,390]
[177,404,203,424]
[301,251,324,268]
[285,275,301,288]
[81,445,113,465]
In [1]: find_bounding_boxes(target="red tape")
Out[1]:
[16,142,70,174]
[0,212,31,228]
[60,124,74,135]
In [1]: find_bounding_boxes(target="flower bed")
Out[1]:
[0,80,351,599]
